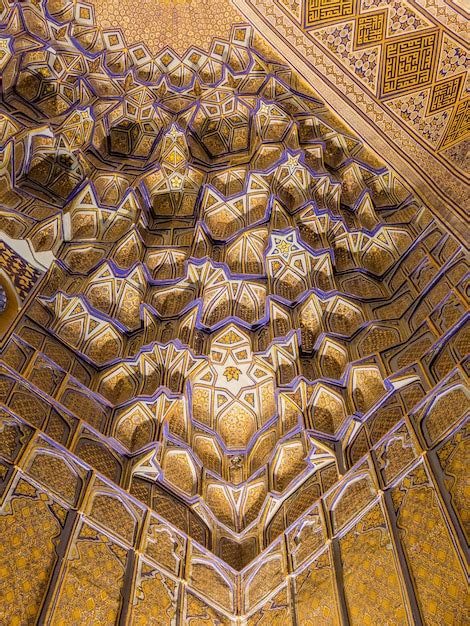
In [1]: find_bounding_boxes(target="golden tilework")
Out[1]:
[236,0,469,238]
[88,0,243,55]
[305,0,356,26]
[355,11,386,47]
[299,0,469,155]
[380,30,439,97]
[298,0,468,150]
[427,73,463,114]
[441,96,470,149]
[0,0,468,622]
[340,503,408,624]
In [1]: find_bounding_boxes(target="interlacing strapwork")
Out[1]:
[0,1,468,623]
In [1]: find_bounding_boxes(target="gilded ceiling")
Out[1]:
[78,0,469,237]
[0,0,468,623]
[236,0,469,241]
[88,0,243,54]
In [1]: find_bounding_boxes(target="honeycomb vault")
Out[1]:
[0,0,468,624]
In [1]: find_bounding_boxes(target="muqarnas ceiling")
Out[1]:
[0,1,468,624]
